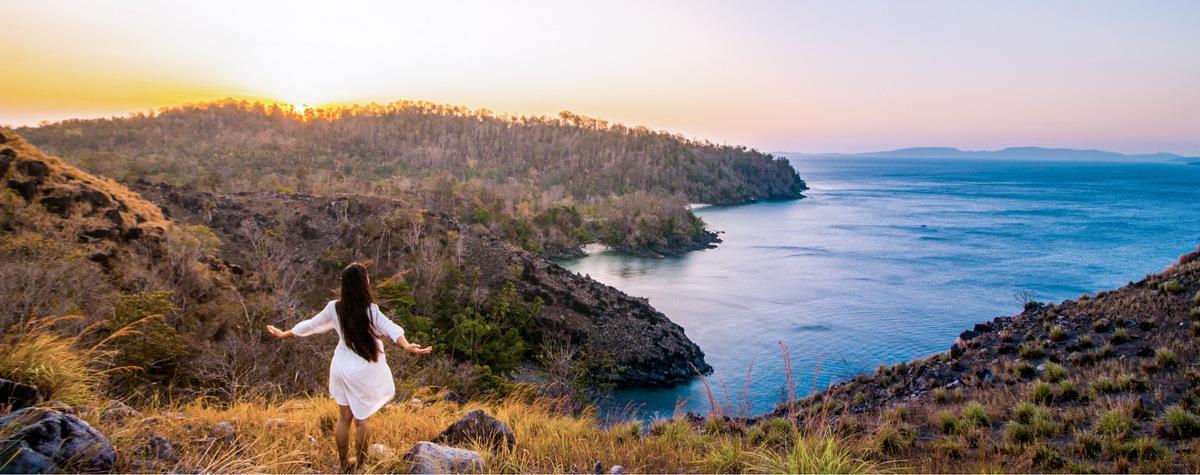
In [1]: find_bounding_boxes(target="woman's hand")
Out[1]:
[404,342,433,355]
[266,325,293,339]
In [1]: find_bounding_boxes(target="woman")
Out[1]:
[266,263,432,471]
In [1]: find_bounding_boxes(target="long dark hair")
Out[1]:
[336,263,379,362]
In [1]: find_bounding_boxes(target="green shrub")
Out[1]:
[1057,381,1080,402]
[1031,444,1066,470]
[1004,421,1034,445]
[874,425,915,455]
[107,291,189,386]
[936,411,962,435]
[962,401,991,428]
[1154,349,1178,369]
[1162,406,1200,438]
[748,418,795,449]
[1160,279,1185,294]
[1111,437,1166,462]
[1049,325,1068,342]
[1191,322,1200,336]
[1092,318,1111,333]
[933,436,964,459]
[1029,382,1055,404]
[1096,410,1135,440]
[1013,402,1043,424]
[1194,290,1200,305]
[931,387,950,404]
[1018,343,1044,360]
[1090,378,1117,395]
[1073,431,1102,458]
[1012,361,1035,379]
[1041,362,1067,383]
[1111,328,1131,344]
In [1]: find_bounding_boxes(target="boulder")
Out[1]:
[0,378,42,410]
[0,408,115,473]
[432,409,516,450]
[441,390,467,405]
[405,441,483,474]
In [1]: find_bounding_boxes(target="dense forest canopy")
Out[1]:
[18,100,806,257]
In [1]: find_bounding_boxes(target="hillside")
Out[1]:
[0,130,710,402]
[17,100,806,258]
[777,245,1200,472]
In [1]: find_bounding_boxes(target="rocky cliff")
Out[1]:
[131,183,712,386]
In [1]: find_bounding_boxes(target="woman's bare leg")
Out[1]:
[335,405,353,469]
[354,416,370,465]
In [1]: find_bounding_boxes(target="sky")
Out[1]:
[2,0,1198,154]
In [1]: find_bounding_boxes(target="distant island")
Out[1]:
[783,146,1200,163]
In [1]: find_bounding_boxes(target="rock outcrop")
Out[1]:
[132,183,712,385]
[432,409,516,450]
[0,378,41,410]
[0,408,115,473]
[405,441,483,474]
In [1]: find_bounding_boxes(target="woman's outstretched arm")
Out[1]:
[395,333,433,355]
[267,302,337,340]
[266,325,295,339]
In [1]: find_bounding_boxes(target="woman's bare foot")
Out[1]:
[340,456,359,473]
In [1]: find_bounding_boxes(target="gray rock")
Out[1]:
[212,421,236,442]
[610,465,625,474]
[101,398,142,422]
[0,408,114,473]
[0,378,42,410]
[140,435,178,462]
[406,441,483,474]
[442,390,467,405]
[433,409,516,450]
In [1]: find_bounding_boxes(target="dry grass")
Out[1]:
[83,392,881,474]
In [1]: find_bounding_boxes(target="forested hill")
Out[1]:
[17,100,806,205]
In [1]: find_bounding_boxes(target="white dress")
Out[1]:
[289,301,405,419]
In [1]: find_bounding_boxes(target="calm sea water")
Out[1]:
[559,157,1200,419]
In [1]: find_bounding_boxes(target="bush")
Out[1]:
[1154,349,1178,370]
[1029,382,1055,404]
[1160,279,1185,294]
[107,291,189,387]
[1018,343,1044,360]
[1194,290,1200,305]
[1073,431,1102,458]
[1111,328,1131,344]
[1096,410,1135,440]
[1058,381,1080,402]
[1012,361,1035,379]
[1049,325,1068,342]
[873,425,915,455]
[1162,406,1200,438]
[1004,421,1034,445]
[962,401,991,428]
[931,388,950,404]
[1031,444,1066,470]
[748,418,795,449]
[1041,362,1067,383]
[936,411,962,435]
[1111,437,1166,462]
[1091,378,1117,395]
[934,436,964,459]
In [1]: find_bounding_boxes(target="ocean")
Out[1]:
[557,156,1200,419]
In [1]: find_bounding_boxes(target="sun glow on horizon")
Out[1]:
[2,0,1198,154]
